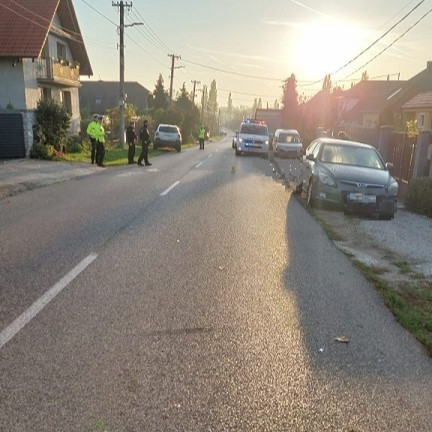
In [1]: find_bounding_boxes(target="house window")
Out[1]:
[418,113,425,129]
[39,87,52,101]
[57,42,67,61]
[62,91,72,114]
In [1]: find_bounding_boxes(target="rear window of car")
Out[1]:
[159,126,178,133]
[240,124,268,135]
[320,144,385,169]
[278,133,301,143]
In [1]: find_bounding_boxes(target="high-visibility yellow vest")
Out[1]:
[86,121,98,139]
[198,128,205,139]
[94,123,105,144]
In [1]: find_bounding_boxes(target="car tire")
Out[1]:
[176,145,181,153]
[235,148,241,156]
[306,178,315,207]
[294,182,303,195]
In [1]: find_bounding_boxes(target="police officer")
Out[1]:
[95,115,106,167]
[86,114,99,164]
[198,125,206,149]
[137,120,152,166]
[126,121,137,164]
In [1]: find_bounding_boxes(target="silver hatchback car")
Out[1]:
[273,129,303,159]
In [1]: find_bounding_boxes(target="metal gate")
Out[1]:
[0,113,25,158]
[387,131,417,184]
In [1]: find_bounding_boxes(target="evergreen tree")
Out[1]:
[251,98,258,117]
[153,74,169,110]
[322,74,332,92]
[176,82,190,110]
[257,98,263,110]
[281,73,299,127]
[200,85,208,124]
[207,79,218,133]
[273,99,279,109]
[361,71,369,81]
[227,92,233,122]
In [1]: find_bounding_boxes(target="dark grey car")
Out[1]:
[300,138,398,219]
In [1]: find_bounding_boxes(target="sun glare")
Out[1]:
[293,20,367,80]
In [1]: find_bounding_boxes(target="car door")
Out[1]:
[302,140,320,190]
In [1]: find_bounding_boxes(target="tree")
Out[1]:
[34,99,70,151]
[200,84,208,124]
[257,98,263,110]
[361,71,369,81]
[273,99,279,109]
[207,79,218,133]
[281,73,299,127]
[322,74,332,92]
[153,74,169,110]
[227,92,233,122]
[175,83,200,141]
[105,104,137,140]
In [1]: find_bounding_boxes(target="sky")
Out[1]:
[74,0,432,107]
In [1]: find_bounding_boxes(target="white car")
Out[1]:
[154,124,182,152]
[235,119,269,157]
[273,129,303,159]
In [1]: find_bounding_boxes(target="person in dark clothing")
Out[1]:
[126,121,137,164]
[137,120,152,166]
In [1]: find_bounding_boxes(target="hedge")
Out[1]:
[404,177,432,218]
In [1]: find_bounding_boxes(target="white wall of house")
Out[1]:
[0,59,26,109]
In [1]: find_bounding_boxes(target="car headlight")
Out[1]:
[238,138,243,143]
[388,181,398,196]
[265,140,269,145]
[317,169,337,187]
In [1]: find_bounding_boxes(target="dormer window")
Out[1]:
[57,42,66,61]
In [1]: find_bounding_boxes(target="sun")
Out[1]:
[293,20,367,81]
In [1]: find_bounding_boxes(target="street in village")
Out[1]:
[1,136,432,431]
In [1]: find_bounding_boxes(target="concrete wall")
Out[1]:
[22,59,40,110]
[0,59,25,109]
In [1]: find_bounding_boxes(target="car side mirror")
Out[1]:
[306,154,315,161]
[386,162,394,171]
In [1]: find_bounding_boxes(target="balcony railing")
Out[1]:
[36,58,80,86]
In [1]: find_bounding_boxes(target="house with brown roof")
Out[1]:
[338,80,406,129]
[402,92,432,131]
[0,0,92,157]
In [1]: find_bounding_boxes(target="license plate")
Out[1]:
[348,193,376,203]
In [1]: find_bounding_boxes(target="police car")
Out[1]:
[235,119,270,157]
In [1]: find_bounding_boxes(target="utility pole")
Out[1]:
[113,1,132,147]
[168,54,181,104]
[191,80,201,105]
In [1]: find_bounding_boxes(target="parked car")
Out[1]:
[300,137,398,219]
[273,129,303,159]
[235,119,270,157]
[154,124,182,152]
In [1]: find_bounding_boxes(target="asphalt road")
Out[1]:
[0,136,431,431]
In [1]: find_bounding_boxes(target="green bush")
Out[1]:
[30,143,54,160]
[65,135,83,153]
[405,177,432,218]
[34,99,70,151]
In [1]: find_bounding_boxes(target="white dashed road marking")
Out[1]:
[161,181,180,196]
[195,162,203,168]
[0,253,98,350]
[207,154,213,158]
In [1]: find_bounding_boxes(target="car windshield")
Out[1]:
[240,124,268,135]
[278,133,301,143]
[320,144,385,169]
[159,126,178,133]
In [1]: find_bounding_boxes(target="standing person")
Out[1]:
[86,114,99,164]
[95,115,106,167]
[137,120,152,166]
[198,125,206,150]
[126,121,137,164]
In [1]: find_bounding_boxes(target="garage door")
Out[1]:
[0,113,25,158]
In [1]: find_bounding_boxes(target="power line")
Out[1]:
[79,0,117,27]
[302,0,428,87]
[341,7,432,80]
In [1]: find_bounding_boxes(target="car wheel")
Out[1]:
[306,178,315,207]
[294,181,303,195]
[176,145,181,152]
[235,148,240,156]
